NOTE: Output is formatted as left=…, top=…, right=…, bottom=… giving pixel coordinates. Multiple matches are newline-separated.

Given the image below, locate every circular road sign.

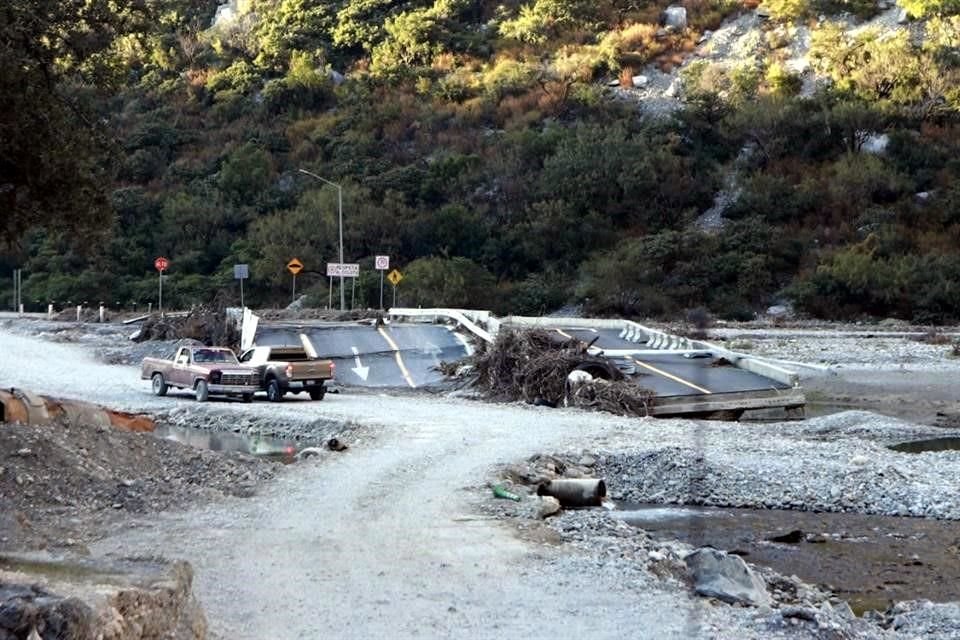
left=154, top=256, right=169, bottom=272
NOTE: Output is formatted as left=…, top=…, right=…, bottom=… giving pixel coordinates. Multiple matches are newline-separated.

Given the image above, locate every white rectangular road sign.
left=375, top=255, right=390, bottom=270
left=233, top=264, right=249, bottom=279
left=326, top=262, right=360, bottom=277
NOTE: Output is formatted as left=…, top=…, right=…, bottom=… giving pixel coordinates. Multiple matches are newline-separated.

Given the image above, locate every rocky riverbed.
left=487, top=410, right=960, bottom=639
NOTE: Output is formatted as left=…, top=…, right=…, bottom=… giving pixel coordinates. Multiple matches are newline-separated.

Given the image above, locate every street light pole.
left=298, top=168, right=345, bottom=311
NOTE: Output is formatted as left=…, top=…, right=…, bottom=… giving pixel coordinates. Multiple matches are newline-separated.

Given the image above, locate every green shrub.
left=402, top=256, right=497, bottom=308
left=898, top=0, right=960, bottom=18
left=765, top=62, right=803, bottom=97
left=205, top=60, right=261, bottom=95
left=762, top=0, right=813, bottom=22
left=791, top=244, right=960, bottom=322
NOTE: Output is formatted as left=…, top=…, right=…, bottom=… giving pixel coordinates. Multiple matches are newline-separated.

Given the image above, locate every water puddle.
left=614, top=503, right=960, bottom=615
left=0, top=555, right=133, bottom=586
left=152, top=424, right=318, bottom=463
left=889, top=437, right=960, bottom=453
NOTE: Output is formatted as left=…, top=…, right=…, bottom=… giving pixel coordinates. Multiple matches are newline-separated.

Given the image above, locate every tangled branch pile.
left=468, top=328, right=655, bottom=416
left=134, top=302, right=239, bottom=350
left=568, top=380, right=656, bottom=416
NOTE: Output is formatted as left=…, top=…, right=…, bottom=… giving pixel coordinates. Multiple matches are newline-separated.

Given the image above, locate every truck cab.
left=239, top=345, right=335, bottom=402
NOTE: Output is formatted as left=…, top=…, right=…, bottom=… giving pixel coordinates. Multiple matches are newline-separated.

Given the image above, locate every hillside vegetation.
left=4, top=0, right=960, bottom=322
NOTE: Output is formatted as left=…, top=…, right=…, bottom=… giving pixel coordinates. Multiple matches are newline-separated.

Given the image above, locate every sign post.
left=327, top=263, right=360, bottom=310
left=154, top=256, right=169, bottom=316
left=375, top=256, right=390, bottom=310
left=387, top=268, right=403, bottom=309
left=287, top=258, right=303, bottom=304
left=12, top=268, right=22, bottom=314
left=233, top=264, right=249, bottom=308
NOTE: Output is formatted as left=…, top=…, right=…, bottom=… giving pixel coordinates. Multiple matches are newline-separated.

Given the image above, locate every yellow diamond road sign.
left=387, top=269, right=403, bottom=286
left=287, top=258, right=303, bottom=275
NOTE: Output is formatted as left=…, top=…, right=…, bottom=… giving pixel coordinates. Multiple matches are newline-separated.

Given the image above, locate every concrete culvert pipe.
left=537, top=478, right=606, bottom=507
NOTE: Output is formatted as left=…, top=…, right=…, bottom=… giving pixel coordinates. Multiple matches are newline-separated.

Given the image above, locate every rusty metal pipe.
left=537, top=478, right=606, bottom=507
left=0, top=388, right=154, bottom=432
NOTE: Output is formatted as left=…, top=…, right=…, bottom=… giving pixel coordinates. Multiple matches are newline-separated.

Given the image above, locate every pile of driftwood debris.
left=466, top=328, right=656, bottom=416
left=134, top=303, right=239, bottom=350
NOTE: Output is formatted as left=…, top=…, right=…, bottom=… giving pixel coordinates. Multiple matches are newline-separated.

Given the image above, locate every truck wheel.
left=241, top=393, right=253, bottom=403
left=266, top=379, right=283, bottom=403
left=195, top=379, right=210, bottom=402
left=309, top=386, right=326, bottom=401
left=152, top=373, right=168, bottom=397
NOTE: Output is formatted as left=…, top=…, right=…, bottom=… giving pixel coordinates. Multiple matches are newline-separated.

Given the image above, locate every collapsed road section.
left=389, top=308, right=806, bottom=418
left=235, top=307, right=804, bottom=418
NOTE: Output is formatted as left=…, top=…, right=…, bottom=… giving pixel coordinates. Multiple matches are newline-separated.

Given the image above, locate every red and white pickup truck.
left=141, top=346, right=260, bottom=402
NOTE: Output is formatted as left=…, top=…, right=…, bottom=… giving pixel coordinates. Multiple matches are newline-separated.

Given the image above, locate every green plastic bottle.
left=492, top=485, right=521, bottom=502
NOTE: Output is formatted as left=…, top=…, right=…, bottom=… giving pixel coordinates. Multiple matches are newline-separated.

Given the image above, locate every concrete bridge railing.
left=387, top=308, right=496, bottom=344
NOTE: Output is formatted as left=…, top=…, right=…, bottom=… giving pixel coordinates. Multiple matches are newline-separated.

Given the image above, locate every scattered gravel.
left=607, top=411, right=960, bottom=519
left=707, top=328, right=960, bottom=371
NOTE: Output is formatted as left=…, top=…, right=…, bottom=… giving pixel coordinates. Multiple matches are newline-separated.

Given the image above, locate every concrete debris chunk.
left=684, top=547, right=771, bottom=607
left=534, top=496, right=561, bottom=518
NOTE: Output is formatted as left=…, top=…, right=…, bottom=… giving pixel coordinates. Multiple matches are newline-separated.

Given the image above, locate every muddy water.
left=890, top=437, right=960, bottom=453
left=152, top=424, right=319, bottom=462
left=614, top=503, right=960, bottom=615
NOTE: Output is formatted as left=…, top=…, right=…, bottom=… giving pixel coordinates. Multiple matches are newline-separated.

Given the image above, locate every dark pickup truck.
left=238, top=345, right=335, bottom=401
left=141, top=346, right=260, bottom=402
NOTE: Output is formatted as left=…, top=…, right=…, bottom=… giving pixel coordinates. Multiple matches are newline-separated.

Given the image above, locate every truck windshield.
left=193, top=349, right=238, bottom=364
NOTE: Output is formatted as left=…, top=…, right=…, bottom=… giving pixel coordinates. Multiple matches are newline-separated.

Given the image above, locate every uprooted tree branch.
left=452, top=328, right=656, bottom=416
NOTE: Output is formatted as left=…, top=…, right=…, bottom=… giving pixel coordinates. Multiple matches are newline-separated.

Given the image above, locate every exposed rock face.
left=0, top=582, right=94, bottom=640
left=0, top=554, right=206, bottom=639
left=684, top=547, right=771, bottom=607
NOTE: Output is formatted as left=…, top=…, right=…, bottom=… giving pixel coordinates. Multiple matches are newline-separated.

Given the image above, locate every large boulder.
left=662, top=6, right=688, bottom=29
left=684, top=547, right=771, bottom=607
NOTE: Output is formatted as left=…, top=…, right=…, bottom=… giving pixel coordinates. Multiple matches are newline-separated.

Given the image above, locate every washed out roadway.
left=255, top=323, right=789, bottom=399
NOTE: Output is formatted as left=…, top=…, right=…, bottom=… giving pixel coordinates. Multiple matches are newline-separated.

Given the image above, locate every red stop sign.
left=154, top=256, right=169, bottom=271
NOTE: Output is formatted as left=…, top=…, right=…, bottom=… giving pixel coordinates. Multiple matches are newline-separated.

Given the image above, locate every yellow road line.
left=631, top=357, right=712, bottom=395
left=378, top=328, right=417, bottom=388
